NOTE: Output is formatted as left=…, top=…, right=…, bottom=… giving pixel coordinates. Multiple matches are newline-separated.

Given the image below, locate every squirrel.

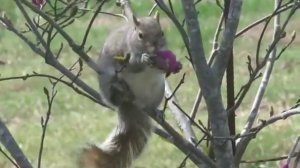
left=79, top=13, right=181, bottom=168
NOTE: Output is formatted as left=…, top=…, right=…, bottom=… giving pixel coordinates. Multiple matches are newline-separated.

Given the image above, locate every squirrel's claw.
left=141, top=53, right=155, bottom=65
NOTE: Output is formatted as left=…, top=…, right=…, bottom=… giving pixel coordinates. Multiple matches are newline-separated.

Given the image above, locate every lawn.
left=0, top=0, right=300, bottom=168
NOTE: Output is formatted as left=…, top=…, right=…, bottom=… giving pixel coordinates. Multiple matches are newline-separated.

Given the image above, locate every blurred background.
left=0, top=0, right=300, bottom=167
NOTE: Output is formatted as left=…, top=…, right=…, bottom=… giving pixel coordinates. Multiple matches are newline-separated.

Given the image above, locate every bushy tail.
left=80, top=103, right=152, bottom=168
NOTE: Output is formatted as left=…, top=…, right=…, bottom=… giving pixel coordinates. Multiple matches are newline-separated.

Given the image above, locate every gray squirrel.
left=80, top=13, right=181, bottom=168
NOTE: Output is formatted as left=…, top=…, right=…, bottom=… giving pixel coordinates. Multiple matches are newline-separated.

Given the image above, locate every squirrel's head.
left=132, top=13, right=166, bottom=54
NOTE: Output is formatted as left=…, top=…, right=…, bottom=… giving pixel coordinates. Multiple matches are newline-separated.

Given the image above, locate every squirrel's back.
left=101, top=24, right=133, bottom=57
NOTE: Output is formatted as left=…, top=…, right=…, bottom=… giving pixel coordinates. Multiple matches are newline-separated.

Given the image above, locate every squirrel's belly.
left=122, top=67, right=165, bottom=109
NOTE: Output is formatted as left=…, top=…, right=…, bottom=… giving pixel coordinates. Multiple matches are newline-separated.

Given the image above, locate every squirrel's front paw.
left=141, top=53, right=155, bottom=65
left=110, top=78, right=135, bottom=105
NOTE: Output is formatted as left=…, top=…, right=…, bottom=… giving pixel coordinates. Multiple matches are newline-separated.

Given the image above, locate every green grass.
left=1, top=0, right=300, bottom=168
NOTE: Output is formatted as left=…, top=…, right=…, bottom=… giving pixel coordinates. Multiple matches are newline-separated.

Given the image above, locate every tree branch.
left=37, top=84, right=57, bottom=168
left=235, top=1, right=299, bottom=163
left=0, top=119, right=33, bottom=168
left=155, top=0, right=191, bottom=56
left=240, top=152, right=299, bottom=164
left=165, top=80, right=197, bottom=144
left=190, top=13, right=224, bottom=120
left=2, top=1, right=107, bottom=108
left=235, top=1, right=297, bottom=38
left=0, top=146, right=20, bottom=168
left=81, top=1, right=106, bottom=47
left=0, top=73, right=100, bottom=105
left=115, top=1, right=214, bottom=166
left=116, top=0, right=134, bottom=21
left=19, top=0, right=104, bottom=76
left=148, top=109, right=217, bottom=168
left=211, top=0, right=243, bottom=84
left=251, top=107, right=300, bottom=136
left=180, top=0, right=236, bottom=167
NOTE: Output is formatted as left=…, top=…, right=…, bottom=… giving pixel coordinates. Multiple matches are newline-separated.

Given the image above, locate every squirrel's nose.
left=146, top=45, right=155, bottom=53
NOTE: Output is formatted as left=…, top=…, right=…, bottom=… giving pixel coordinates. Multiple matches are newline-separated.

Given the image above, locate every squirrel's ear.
left=154, top=11, right=160, bottom=23
left=133, top=15, right=140, bottom=26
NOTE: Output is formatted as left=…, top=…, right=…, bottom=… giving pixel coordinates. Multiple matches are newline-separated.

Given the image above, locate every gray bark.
left=180, top=0, right=243, bottom=167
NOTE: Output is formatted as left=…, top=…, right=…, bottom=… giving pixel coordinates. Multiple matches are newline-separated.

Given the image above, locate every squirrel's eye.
left=138, top=32, right=144, bottom=39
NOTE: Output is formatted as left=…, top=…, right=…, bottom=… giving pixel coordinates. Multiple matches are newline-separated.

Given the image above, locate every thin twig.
left=163, top=73, right=185, bottom=112
left=235, top=0, right=282, bottom=163
left=240, top=152, right=299, bottom=163
left=117, top=0, right=134, bottom=21
left=178, top=135, right=207, bottom=168
left=148, top=3, right=158, bottom=16
left=254, top=0, right=283, bottom=67
left=37, top=85, right=57, bottom=168
left=3, top=2, right=106, bottom=107
left=251, top=107, right=300, bottom=136
left=167, top=0, right=175, bottom=15
left=19, top=0, right=104, bottom=75
left=147, top=109, right=216, bottom=168
left=236, top=107, right=300, bottom=164
left=164, top=79, right=197, bottom=145
left=81, top=1, right=107, bottom=47
left=276, top=31, right=296, bottom=60
left=235, top=1, right=297, bottom=38
left=236, top=2, right=299, bottom=163
left=194, top=0, right=202, bottom=5
left=155, top=0, right=191, bottom=57
left=0, top=146, right=20, bottom=168
left=0, top=16, right=44, bottom=56
left=215, top=0, right=224, bottom=10
left=0, top=73, right=100, bottom=105
left=172, top=102, right=211, bottom=137
left=229, top=1, right=299, bottom=115
left=259, top=2, right=298, bottom=68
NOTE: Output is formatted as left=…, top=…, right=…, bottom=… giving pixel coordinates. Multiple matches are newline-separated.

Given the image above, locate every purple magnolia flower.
left=279, top=159, right=289, bottom=168
left=156, top=50, right=182, bottom=74
left=282, top=164, right=289, bottom=168
left=32, top=0, right=46, bottom=9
